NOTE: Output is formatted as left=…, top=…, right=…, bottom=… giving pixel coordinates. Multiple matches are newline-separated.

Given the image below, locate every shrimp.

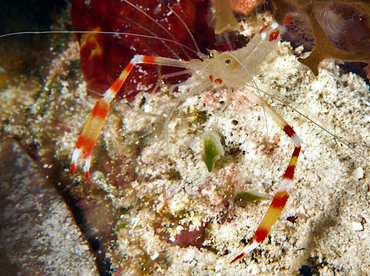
left=71, top=20, right=302, bottom=262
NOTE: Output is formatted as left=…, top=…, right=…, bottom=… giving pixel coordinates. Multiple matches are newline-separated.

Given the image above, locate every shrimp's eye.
left=225, top=59, right=231, bottom=65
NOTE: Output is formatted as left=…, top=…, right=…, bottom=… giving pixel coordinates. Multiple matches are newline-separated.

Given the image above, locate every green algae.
left=202, top=131, right=225, bottom=172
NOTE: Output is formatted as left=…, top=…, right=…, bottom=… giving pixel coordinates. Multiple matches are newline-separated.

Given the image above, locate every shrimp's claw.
left=71, top=147, right=91, bottom=181
left=231, top=240, right=260, bottom=263
left=70, top=56, right=146, bottom=180
left=70, top=55, right=190, bottom=180
left=71, top=97, right=111, bottom=181
left=231, top=190, right=290, bottom=263
left=230, top=96, right=301, bottom=263
left=71, top=148, right=80, bottom=177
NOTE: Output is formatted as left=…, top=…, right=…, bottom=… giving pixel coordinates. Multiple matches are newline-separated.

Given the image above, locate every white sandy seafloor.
left=1, top=35, right=369, bottom=275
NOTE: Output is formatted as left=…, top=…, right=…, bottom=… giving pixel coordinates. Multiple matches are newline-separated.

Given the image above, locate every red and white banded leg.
left=71, top=55, right=189, bottom=180
left=231, top=97, right=302, bottom=263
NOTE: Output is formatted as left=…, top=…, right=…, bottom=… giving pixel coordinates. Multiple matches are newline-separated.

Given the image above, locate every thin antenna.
left=166, top=4, right=201, bottom=54
left=126, top=17, right=181, bottom=60
left=258, top=85, right=370, bottom=163
left=0, top=30, right=198, bottom=56
left=123, top=0, right=192, bottom=60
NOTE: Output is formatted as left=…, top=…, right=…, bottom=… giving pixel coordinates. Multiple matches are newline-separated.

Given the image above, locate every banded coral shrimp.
left=1, top=0, right=370, bottom=275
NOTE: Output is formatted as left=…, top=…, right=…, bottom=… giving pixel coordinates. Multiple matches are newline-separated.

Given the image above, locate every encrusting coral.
left=271, top=0, right=370, bottom=76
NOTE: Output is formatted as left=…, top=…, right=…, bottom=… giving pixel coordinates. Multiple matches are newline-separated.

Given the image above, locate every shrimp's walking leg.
left=71, top=55, right=189, bottom=180
left=231, top=96, right=302, bottom=263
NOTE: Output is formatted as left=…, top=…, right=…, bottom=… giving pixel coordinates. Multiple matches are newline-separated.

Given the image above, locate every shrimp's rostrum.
left=71, top=21, right=302, bottom=262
